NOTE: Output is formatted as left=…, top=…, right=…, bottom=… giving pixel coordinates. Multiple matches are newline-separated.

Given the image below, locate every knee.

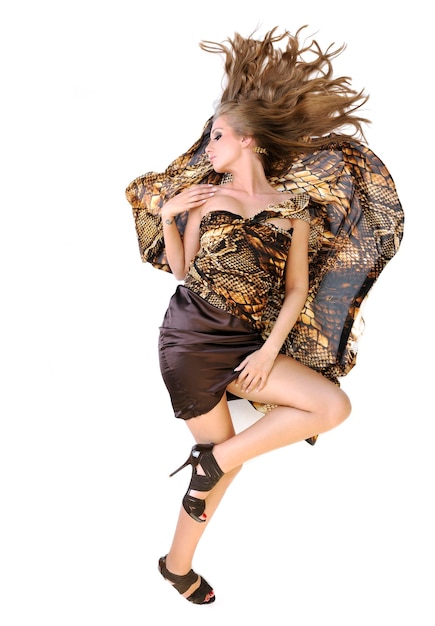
left=326, top=389, right=352, bottom=429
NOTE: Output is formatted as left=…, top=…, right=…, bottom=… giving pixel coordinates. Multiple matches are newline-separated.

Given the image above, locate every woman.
left=126, top=27, right=404, bottom=604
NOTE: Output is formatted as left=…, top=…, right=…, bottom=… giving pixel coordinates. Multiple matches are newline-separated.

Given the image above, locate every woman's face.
left=206, top=116, right=244, bottom=173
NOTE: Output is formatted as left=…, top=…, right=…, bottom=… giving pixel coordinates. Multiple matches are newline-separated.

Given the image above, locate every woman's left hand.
left=233, top=348, right=276, bottom=393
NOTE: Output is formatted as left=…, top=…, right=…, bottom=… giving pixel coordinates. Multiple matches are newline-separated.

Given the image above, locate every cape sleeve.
left=125, top=118, right=216, bottom=272
left=270, top=138, right=404, bottom=382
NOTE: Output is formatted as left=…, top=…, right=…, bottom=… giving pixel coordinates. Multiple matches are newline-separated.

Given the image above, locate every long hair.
left=199, top=26, right=370, bottom=176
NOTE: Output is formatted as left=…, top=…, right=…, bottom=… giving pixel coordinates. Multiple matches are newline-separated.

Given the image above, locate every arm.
left=262, top=217, right=310, bottom=356
left=234, top=218, right=310, bottom=391
left=161, top=184, right=216, bottom=280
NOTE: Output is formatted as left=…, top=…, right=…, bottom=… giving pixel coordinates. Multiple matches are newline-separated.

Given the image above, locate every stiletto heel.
left=170, top=443, right=224, bottom=523
left=158, top=555, right=215, bottom=604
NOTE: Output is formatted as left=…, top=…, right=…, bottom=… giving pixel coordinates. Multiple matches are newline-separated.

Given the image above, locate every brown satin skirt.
left=159, top=285, right=264, bottom=420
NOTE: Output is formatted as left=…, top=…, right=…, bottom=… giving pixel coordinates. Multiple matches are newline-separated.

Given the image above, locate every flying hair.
left=199, top=26, right=370, bottom=175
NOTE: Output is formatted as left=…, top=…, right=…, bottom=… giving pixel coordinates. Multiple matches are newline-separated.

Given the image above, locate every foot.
left=158, top=555, right=215, bottom=604
left=182, top=444, right=224, bottom=523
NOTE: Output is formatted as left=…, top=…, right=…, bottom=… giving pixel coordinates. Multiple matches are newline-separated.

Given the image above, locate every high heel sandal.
left=170, top=443, right=224, bottom=523
left=158, top=555, right=215, bottom=604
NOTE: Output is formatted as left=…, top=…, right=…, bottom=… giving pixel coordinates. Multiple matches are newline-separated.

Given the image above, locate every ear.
left=241, top=136, right=254, bottom=149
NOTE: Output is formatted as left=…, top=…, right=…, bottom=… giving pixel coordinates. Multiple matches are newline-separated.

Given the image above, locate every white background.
left=1, top=1, right=433, bottom=624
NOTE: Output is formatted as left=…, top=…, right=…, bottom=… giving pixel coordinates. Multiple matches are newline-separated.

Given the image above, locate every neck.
left=224, top=163, right=272, bottom=195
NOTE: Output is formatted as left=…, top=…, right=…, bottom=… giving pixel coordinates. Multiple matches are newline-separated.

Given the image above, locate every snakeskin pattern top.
left=184, top=195, right=311, bottom=335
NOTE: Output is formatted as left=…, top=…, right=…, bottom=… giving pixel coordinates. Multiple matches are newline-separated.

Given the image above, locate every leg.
left=161, top=355, right=351, bottom=602
left=161, top=394, right=241, bottom=602
left=184, top=354, right=351, bottom=510
left=218, top=353, right=351, bottom=470
left=213, top=355, right=351, bottom=472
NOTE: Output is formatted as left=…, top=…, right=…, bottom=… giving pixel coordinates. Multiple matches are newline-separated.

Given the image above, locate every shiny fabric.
left=159, top=285, right=264, bottom=419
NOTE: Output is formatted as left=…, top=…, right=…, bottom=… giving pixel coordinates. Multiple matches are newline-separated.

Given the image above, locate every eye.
left=213, top=133, right=222, bottom=141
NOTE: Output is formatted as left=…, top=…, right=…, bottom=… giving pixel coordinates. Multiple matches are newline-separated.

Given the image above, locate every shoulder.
left=200, top=186, right=241, bottom=218
left=272, top=192, right=311, bottom=224
left=278, top=191, right=310, bottom=210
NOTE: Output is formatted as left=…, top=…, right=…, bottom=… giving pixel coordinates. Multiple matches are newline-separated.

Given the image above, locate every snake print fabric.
left=184, top=199, right=310, bottom=334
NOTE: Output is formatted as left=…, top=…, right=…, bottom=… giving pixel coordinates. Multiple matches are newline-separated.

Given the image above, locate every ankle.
left=212, top=443, right=241, bottom=477
left=165, top=552, right=192, bottom=576
left=211, top=443, right=226, bottom=474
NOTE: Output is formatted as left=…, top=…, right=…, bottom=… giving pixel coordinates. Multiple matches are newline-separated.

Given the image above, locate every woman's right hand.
left=161, top=184, right=216, bottom=222
left=161, top=184, right=216, bottom=280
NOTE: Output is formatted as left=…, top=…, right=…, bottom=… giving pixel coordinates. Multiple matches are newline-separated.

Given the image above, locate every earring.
left=253, top=146, right=269, bottom=156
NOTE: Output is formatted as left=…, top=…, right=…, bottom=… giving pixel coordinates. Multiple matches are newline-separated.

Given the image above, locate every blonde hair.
left=200, top=26, right=370, bottom=176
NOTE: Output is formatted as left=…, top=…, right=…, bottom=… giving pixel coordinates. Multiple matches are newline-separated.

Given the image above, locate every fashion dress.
left=126, top=118, right=404, bottom=439
left=159, top=198, right=311, bottom=420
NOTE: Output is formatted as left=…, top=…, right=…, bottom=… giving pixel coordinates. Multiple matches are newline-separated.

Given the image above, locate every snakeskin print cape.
left=126, top=118, right=404, bottom=385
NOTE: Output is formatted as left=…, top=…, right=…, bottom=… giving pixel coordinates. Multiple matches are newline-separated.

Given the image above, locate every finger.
left=189, top=185, right=215, bottom=197
left=234, top=359, right=248, bottom=373
left=246, top=374, right=266, bottom=392
left=199, top=188, right=216, bottom=199
left=237, top=368, right=250, bottom=383
left=191, top=192, right=216, bottom=206
left=240, top=374, right=256, bottom=392
left=235, top=372, right=248, bottom=389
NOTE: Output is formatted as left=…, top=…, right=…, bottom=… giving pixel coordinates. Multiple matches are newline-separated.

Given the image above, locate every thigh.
left=186, top=393, right=237, bottom=445
left=227, top=353, right=345, bottom=413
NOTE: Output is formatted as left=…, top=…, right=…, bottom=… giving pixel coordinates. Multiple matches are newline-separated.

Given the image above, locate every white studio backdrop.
left=1, top=1, right=432, bottom=625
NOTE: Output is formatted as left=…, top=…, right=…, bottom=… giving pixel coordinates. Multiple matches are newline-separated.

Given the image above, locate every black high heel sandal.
left=170, top=443, right=224, bottom=523
left=158, top=555, right=215, bottom=604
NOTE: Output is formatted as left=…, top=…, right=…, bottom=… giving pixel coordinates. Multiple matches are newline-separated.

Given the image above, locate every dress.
left=159, top=199, right=311, bottom=420
left=126, top=117, right=404, bottom=431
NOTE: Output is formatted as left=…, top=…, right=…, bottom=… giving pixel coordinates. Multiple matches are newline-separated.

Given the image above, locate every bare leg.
left=216, top=353, right=351, bottom=472
left=162, top=354, right=351, bottom=599
left=163, top=394, right=241, bottom=599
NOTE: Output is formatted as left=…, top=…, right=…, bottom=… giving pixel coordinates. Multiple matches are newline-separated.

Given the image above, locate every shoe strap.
left=159, top=557, right=198, bottom=594
left=190, top=451, right=223, bottom=492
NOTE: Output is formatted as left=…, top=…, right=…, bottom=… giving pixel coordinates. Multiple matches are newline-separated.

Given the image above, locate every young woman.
left=126, top=27, right=404, bottom=604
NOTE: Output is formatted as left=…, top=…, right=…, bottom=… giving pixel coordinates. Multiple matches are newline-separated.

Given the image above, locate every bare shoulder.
left=200, top=185, right=241, bottom=217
